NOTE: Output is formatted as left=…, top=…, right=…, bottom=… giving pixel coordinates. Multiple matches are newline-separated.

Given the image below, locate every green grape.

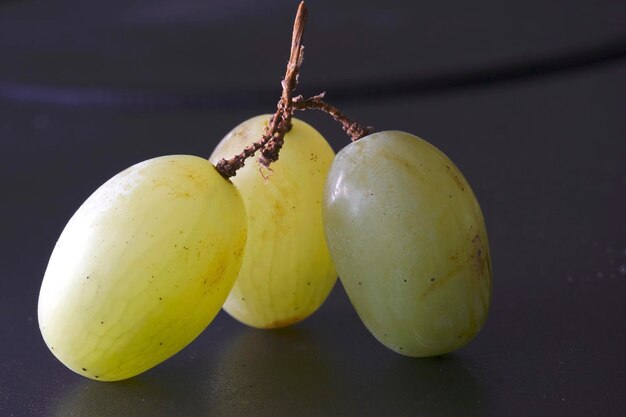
left=209, top=115, right=336, bottom=328
left=323, top=131, right=491, bottom=356
left=38, top=155, right=247, bottom=381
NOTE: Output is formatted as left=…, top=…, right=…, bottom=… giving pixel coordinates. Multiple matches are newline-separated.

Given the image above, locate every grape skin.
left=210, top=116, right=337, bottom=328
left=323, top=131, right=491, bottom=356
left=38, top=155, right=247, bottom=381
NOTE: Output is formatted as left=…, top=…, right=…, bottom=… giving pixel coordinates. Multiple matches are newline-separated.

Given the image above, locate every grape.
left=38, top=155, right=247, bottom=381
left=323, top=131, right=491, bottom=356
left=209, top=115, right=336, bottom=328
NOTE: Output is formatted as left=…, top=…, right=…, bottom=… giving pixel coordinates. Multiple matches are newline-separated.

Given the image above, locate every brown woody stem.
left=215, top=2, right=308, bottom=179
left=292, top=93, right=372, bottom=141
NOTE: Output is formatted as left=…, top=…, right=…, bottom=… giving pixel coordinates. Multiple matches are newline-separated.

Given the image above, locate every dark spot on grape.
left=159, top=342, right=163, bottom=346
left=307, top=282, right=311, bottom=286
left=159, top=297, right=163, bottom=301
left=86, top=276, right=89, bottom=279
left=358, top=282, right=362, bottom=286
left=399, top=347, right=403, bottom=350
left=82, top=368, right=87, bottom=371
left=241, top=297, right=245, bottom=301
left=403, top=279, right=407, bottom=283
left=449, top=194, right=452, bottom=198
left=430, top=277, right=435, bottom=282
left=101, top=321, right=104, bottom=324
left=94, top=375, right=99, bottom=379
left=174, top=244, right=178, bottom=248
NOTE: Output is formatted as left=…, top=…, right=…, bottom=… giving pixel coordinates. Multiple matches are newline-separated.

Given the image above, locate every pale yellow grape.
left=210, top=115, right=336, bottom=328
left=323, top=131, right=491, bottom=356
left=38, top=155, right=247, bottom=381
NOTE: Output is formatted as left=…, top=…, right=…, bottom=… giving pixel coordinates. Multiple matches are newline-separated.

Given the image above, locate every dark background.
left=1, top=1, right=625, bottom=416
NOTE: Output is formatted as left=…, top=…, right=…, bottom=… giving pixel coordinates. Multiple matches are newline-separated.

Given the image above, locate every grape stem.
left=214, top=1, right=370, bottom=179
left=292, top=93, right=372, bottom=141
left=215, top=2, right=307, bottom=179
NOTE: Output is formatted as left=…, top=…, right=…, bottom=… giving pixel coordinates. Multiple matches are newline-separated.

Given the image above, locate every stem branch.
left=292, top=93, right=371, bottom=141
left=215, top=2, right=308, bottom=179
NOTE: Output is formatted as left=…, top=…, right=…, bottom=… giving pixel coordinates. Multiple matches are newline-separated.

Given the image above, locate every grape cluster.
left=37, top=3, right=491, bottom=381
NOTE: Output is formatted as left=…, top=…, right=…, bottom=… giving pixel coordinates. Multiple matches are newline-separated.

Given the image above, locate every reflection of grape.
left=210, top=116, right=336, bottom=328
left=323, top=131, right=491, bottom=356
left=38, top=155, right=247, bottom=381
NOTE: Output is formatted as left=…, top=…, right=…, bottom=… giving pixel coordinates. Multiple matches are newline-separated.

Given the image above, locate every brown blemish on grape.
left=232, top=124, right=249, bottom=140
left=204, top=257, right=229, bottom=287
left=263, top=316, right=303, bottom=329
left=377, top=149, right=421, bottom=179
left=472, top=234, right=489, bottom=276
left=420, top=257, right=464, bottom=298
left=168, top=190, right=191, bottom=198
left=272, top=200, right=286, bottom=219
left=446, top=164, right=465, bottom=191
left=233, top=245, right=245, bottom=259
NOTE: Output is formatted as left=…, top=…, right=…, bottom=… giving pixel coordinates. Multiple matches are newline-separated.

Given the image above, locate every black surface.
left=1, top=1, right=626, bottom=416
